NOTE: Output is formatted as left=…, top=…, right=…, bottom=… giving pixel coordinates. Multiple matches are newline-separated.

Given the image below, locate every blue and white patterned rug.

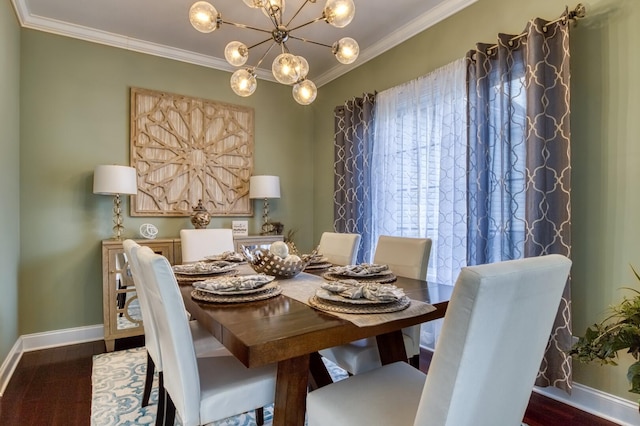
left=91, top=347, right=348, bottom=426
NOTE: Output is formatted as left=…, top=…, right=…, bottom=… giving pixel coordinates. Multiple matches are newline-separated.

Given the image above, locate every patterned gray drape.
left=467, top=16, right=572, bottom=392
left=333, top=94, right=376, bottom=263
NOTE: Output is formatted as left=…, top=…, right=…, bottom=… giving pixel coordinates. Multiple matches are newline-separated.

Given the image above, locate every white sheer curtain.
left=371, top=58, right=467, bottom=287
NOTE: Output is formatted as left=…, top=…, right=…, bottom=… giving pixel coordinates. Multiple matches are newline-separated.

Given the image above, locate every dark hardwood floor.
left=0, top=337, right=621, bottom=426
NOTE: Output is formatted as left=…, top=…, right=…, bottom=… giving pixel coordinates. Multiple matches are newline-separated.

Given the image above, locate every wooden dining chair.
left=307, top=254, right=572, bottom=426
left=123, top=240, right=231, bottom=422
left=317, top=232, right=361, bottom=266
left=319, top=236, right=432, bottom=374
left=136, top=246, right=277, bottom=426
left=180, top=228, right=235, bottom=263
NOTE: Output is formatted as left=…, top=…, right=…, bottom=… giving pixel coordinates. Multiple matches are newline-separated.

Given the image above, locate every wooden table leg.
left=376, top=330, right=407, bottom=365
left=273, top=354, right=310, bottom=426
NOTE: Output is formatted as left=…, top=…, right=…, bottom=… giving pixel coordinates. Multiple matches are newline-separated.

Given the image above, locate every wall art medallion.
left=130, top=87, right=254, bottom=217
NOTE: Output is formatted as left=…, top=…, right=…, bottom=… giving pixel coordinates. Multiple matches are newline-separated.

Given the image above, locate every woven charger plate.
left=304, top=262, right=333, bottom=271
left=308, top=295, right=411, bottom=314
left=196, top=281, right=278, bottom=296
left=191, top=286, right=282, bottom=304
left=322, top=271, right=397, bottom=284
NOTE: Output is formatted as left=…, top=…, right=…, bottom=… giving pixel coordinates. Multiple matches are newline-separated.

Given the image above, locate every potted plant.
left=570, top=266, right=640, bottom=398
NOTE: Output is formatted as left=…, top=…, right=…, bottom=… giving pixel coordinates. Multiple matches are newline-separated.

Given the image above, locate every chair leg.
left=155, top=372, right=165, bottom=426
left=409, top=354, right=420, bottom=369
left=255, top=407, right=264, bottom=425
left=142, top=352, right=155, bottom=407
left=164, top=393, right=176, bottom=426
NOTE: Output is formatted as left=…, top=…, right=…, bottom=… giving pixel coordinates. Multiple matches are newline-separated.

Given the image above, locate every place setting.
left=190, top=274, right=281, bottom=303
left=308, top=279, right=411, bottom=314
left=304, top=252, right=333, bottom=272
left=172, top=260, right=239, bottom=284
left=322, top=263, right=397, bottom=284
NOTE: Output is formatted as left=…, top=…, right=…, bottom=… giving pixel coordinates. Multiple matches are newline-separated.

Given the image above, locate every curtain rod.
left=485, top=3, right=586, bottom=54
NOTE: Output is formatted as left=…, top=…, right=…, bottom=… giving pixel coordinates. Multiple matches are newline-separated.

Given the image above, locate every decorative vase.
left=190, top=199, right=211, bottom=229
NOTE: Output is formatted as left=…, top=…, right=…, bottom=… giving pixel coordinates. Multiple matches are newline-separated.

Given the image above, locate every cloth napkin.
left=328, top=263, right=389, bottom=276
left=321, top=280, right=404, bottom=302
left=207, top=251, right=245, bottom=262
left=193, top=274, right=274, bottom=292
left=173, top=261, right=233, bottom=274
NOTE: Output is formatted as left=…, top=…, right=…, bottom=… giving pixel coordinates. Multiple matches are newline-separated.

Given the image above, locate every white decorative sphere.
left=270, top=241, right=289, bottom=258
left=284, top=254, right=301, bottom=263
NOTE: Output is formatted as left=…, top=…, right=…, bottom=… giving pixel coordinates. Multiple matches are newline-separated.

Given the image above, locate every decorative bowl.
left=242, top=246, right=314, bottom=278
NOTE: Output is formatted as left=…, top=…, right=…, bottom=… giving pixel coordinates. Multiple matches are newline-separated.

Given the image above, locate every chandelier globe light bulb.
left=272, top=53, right=301, bottom=85
left=324, top=0, right=355, bottom=28
left=293, top=79, right=317, bottom=105
left=189, top=1, right=218, bottom=33
left=295, top=56, right=309, bottom=79
left=225, top=41, right=249, bottom=66
left=333, top=37, right=359, bottom=64
left=230, top=69, right=257, bottom=96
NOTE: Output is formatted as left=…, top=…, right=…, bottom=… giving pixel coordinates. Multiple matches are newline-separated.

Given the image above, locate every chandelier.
left=188, top=0, right=359, bottom=105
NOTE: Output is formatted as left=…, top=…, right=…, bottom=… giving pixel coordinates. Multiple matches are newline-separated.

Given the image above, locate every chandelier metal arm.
left=221, top=19, right=273, bottom=35
left=285, top=0, right=313, bottom=27
left=247, top=37, right=275, bottom=51
left=287, top=16, right=325, bottom=32
left=286, top=35, right=332, bottom=49
left=252, top=41, right=278, bottom=70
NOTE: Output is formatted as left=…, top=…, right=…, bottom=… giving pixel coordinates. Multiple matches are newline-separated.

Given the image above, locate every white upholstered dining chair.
left=136, top=246, right=277, bottom=426
left=319, top=236, right=432, bottom=374
left=180, top=228, right=235, bottom=263
left=317, top=231, right=361, bottom=266
left=307, top=254, right=572, bottom=426
left=122, top=240, right=231, bottom=424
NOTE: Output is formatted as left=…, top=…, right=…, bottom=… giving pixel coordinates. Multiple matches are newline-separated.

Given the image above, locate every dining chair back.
left=136, top=246, right=277, bottom=426
left=372, top=235, right=432, bottom=282
left=123, top=240, right=229, bottom=420
left=319, top=235, right=432, bottom=374
left=307, top=254, right=572, bottom=426
left=180, top=228, right=235, bottom=263
left=317, top=232, right=361, bottom=266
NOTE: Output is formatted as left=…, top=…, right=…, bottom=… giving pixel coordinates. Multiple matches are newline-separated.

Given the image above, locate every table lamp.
left=93, top=165, right=138, bottom=240
left=249, top=175, right=281, bottom=227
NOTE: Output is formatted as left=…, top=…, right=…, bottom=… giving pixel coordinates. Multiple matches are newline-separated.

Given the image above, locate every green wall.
left=314, top=0, right=640, bottom=404
left=18, top=30, right=314, bottom=334
left=0, top=1, right=21, bottom=362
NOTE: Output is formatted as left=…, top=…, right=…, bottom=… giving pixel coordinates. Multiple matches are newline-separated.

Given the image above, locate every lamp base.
left=261, top=221, right=284, bottom=236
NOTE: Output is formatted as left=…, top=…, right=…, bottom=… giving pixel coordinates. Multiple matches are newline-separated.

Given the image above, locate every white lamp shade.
left=93, top=165, right=138, bottom=195
left=249, top=175, right=280, bottom=199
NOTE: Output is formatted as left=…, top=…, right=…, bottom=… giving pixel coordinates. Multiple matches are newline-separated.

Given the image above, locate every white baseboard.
left=534, top=383, right=639, bottom=426
left=0, top=324, right=103, bottom=397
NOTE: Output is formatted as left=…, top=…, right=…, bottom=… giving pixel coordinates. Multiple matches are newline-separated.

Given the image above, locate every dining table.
left=179, top=265, right=452, bottom=426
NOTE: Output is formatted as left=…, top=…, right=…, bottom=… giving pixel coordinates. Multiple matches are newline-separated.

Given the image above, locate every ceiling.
left=12, top=0, right=477, bottom=86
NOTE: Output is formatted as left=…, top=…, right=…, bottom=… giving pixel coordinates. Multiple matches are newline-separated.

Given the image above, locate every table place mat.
left=279, top=273, right=436, bottom=327
left=191, top=286, right=282, bottom=304
left=308, top=295, right=411, bottom=314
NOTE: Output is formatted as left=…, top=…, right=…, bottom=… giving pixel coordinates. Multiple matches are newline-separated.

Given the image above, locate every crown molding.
left=315, top=0, right=478, bottom=86
left=12, top=0, right=476, bottom=86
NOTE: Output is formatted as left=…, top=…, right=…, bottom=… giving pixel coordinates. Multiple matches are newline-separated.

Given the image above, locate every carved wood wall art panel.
left=130, top=87, right=254, bottom=217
